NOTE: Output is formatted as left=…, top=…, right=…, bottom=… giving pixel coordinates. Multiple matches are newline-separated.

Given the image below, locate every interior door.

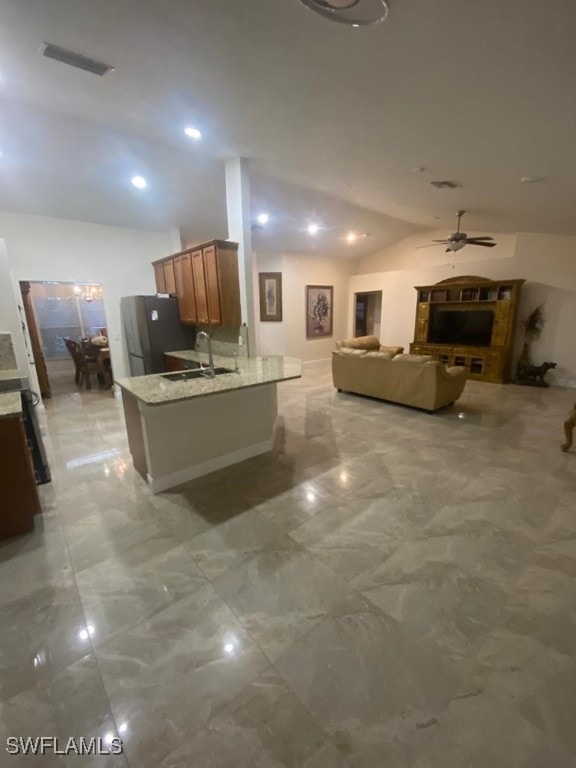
left=354, top=294, right=369, bottom=337
left=19, top=282, right=51, bottom=398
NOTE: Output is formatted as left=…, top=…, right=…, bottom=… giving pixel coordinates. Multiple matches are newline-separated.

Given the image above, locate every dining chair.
left=63, top=338, right=100, bottom=390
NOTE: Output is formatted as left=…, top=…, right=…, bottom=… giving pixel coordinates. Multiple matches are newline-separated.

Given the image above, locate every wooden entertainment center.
left=410, top=276, right=525, bottom=383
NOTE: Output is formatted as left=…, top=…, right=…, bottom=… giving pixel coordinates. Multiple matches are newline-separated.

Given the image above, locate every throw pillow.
left=336, top=335, right=380, bottom=351
left=379, top=345, right=404, bottom=355
left=338, top=348, right=368, bottom=356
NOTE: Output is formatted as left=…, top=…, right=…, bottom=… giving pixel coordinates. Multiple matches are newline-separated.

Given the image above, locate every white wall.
left=0, top=212, right=172, bottom=380
left=352, top=230, right=576, bottom=387
left=253, top=253, right=285, bottom=356
left=255, top=252, right=357, bottom=363
left=0, top=239, right=32, bottom=379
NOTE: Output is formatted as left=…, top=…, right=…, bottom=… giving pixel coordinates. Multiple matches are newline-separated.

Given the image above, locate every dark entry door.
left=355, top=294, right=369, bottom=337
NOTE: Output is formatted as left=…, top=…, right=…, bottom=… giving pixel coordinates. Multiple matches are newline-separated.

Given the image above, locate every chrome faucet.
left=196, top=331, right=215, bottom=378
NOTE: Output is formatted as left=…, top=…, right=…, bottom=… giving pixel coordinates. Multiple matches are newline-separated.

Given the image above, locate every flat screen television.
left=429, top=308, right=494, bottom=346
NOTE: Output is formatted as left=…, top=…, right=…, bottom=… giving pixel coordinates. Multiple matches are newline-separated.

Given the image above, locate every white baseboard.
left=554, top=378, right=576, bottom=390
left=147, top=439, right=274, bottom=494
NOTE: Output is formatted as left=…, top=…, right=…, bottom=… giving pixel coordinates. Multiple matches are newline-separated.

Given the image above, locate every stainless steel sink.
left=161, top=367, right=234, bottom=382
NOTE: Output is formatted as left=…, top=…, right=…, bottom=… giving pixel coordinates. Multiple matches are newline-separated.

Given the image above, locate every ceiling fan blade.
left=466, top=236, right=494, bottom=241
left=432, top=239, right=450, bottom=242
left=467, top=241, right=497, bottom=248
left=416, top=243, right=445, bottom=249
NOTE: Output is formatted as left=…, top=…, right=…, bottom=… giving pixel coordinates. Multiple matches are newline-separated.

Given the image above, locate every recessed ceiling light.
left=520, top=176, right=545, bottom=184
left=346, top=231, right=358, bottom=243
left=184, top=126, right=202, bottom=140
left=257, top=212, right=269, bottom=225
left=131, top=175, right=147, bottom=189
left=307, top=223, right=319, bottom=236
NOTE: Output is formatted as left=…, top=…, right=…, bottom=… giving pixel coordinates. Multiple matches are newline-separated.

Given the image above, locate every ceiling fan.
left=418, top=211, right=497, bottom=252
left=299, top=0, right=390, bottom=26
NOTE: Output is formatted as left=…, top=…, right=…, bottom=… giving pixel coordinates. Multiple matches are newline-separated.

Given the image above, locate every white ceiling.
left=1, top=0, right=576, bottom=257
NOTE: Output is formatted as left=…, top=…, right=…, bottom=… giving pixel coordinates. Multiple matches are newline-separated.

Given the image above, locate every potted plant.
left=516, top=303, right=545, bottom=374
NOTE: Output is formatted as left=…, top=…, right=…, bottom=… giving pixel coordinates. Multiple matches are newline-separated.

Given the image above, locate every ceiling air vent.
left=41, top=43, right=114, bottom=76
left=430, top=180, right=462, bottom=190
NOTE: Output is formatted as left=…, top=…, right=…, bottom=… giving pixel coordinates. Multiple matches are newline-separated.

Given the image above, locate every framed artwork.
left=306, top=285, right=333, bottom=339
left=259, top=273, right=283, bottom=322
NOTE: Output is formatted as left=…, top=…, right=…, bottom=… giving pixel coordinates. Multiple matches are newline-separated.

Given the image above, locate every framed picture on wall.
left=259, top=273, right=283, bottom=322
left=306, top=285, right=333, bottom=339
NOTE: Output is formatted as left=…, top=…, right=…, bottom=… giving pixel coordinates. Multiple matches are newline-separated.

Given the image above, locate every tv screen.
left=429, top=309, right=494, bottom=346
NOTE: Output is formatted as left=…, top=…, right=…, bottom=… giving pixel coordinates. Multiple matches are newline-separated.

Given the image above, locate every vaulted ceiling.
left=1, top=0, right=575, bottom=257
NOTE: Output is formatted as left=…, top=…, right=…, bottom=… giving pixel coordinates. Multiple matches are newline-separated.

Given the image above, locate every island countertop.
left=116, top=352, right=302, bottom=406
left=0, top=392, right=23, bottom=419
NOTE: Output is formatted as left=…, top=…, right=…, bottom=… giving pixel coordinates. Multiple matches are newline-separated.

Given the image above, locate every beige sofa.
left=332, top=336, right=467, bottom=412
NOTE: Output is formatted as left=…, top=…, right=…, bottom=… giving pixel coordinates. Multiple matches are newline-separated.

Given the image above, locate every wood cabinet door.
left=154, top=263, right=166, bottom=293
left=203, top=245, right=222, bottom=325
left=164, top=354, right=184, bottom=372
left=191, top=249, right=209, bottom=324
left=180, top=253, right=198, bottom=324
left=173, top=255, right=184, bottom=297
left=492, top=302, right=511, bottom=347
left=415, top=303, right=430, bottom=342
left=163, top=260, right=177, bottom=295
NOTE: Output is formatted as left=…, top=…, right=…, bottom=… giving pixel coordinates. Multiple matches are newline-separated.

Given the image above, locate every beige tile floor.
left=1, top=364, right=575, bottom=767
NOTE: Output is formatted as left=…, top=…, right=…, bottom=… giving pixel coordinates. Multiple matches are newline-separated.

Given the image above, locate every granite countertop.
left=0, top=392, right=22, bottom=419
left=116, top=352, right=302, bottom=406
left=0, top=368, right=21, bottom=382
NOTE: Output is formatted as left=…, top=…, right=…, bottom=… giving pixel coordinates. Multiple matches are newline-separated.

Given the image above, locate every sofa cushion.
left=338, top=348, right=368, bottom=356
left=392, top=353, right=433, bottom=363
left=365, top=350, right=396, bottom=359
left=379, top=345, right=404, bottom=356
left=336, top=335, right=380, bottom=351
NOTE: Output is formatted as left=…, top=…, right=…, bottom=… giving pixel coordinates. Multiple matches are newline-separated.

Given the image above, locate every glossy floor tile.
left=0, top=367, right=575, bottom=767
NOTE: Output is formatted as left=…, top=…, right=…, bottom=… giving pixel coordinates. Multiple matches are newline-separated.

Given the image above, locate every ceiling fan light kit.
left=298, top=0, right=390, bottom=26
left=418, top=211, right=497, bottom=252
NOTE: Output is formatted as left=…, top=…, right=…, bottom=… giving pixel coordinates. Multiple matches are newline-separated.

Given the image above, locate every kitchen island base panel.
left=122, top=383, right=278, bottom=493
left=147, top=438, right=274, bottom=493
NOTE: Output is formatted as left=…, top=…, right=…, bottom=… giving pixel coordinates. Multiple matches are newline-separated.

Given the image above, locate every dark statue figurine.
left=515, top=361, right=557, bottom=387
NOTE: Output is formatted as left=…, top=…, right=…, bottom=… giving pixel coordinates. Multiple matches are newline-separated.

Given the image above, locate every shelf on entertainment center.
left=411, top=276, right=525, bottom=384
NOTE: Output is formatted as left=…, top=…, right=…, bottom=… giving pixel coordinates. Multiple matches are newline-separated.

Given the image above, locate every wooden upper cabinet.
left=203, top=245, right=222, bottom=325
left=191, top=249, right=209, bottom=324
left=174, top=253, right=197, bottom=325
left=154, top=263, right=166, bottom=294
left=152, top=240, right=241, bottom=327
left=210, top=242, right=241, bottom=327
left=163, top=259, right=177, bottom=295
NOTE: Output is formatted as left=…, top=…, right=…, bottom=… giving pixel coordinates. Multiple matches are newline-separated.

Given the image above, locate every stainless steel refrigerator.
left=121, top=296, right=196, bottom=376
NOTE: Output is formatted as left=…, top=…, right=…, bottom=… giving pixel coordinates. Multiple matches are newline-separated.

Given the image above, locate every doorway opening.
left=354, top=291, right=382, bottom=338
left=20, top=281, right=109, bottom=397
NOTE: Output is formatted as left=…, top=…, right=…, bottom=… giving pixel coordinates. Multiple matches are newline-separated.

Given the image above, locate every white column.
left=167, top=226, right=183, bottom=253
left=225, top=157, right=257, bottom=356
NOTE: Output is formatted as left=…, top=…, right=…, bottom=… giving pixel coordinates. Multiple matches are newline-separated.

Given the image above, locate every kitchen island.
left=116, top=352, right=302, bottom=493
